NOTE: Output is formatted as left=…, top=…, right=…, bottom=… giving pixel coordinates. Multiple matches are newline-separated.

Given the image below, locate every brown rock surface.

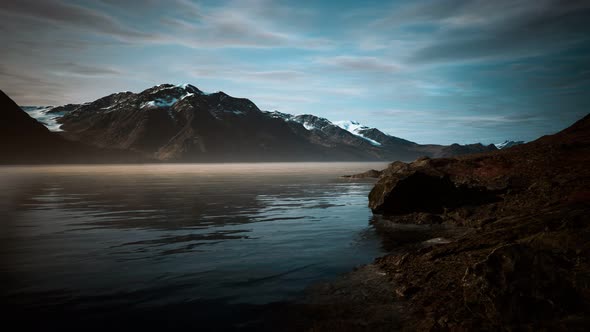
left=364, top=114, right=590, bottom=330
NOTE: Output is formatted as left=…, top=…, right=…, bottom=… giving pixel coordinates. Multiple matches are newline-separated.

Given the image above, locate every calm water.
left=0, top=162, right=388, bottom=326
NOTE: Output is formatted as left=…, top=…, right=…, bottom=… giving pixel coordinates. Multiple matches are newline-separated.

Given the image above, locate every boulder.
left=369, top=158, right=501, bottom=215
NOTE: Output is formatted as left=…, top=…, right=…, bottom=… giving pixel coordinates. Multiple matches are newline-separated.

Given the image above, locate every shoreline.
left=297, top=216, right=472, bottom=331
left=302, top=114, right=590, bottom=330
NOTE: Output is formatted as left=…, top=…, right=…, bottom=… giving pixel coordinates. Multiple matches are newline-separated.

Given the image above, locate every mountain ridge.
left=16, top=83, right=497, bottom=162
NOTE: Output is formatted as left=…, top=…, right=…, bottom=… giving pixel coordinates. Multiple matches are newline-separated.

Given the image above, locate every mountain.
left=20, top=84, right=496, bottom=162
left=366, top=113, right=590, bottom=330
left=0, top=91, right=67, bottom=163
left=0, top=90, right=144, bottom=164
left=494, top=140, right=525, bottom=149
left=20, top=106, right=63, bottom=131
left=333, top=120, right=385, bottom=146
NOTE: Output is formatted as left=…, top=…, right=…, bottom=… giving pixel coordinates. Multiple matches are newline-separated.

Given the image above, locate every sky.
left=1, top=0, right=589, bottom=144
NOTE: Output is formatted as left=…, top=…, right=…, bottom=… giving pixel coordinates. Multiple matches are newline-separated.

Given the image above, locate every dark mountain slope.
left=0, top=90, right=144, bottom=164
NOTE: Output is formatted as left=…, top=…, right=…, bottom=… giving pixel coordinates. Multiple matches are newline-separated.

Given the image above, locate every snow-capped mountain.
left=334, top=120, right=381, bottom=146
left=15, top=84, right=497, bottom=162
left=495, top=140, right=525, bottom=149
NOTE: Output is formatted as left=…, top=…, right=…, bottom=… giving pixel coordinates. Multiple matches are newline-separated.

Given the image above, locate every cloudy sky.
left=1, top=0, right=589, bottom=144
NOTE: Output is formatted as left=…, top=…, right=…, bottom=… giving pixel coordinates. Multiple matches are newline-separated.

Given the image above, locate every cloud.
left=1, top=0, right=334, bottom=54
left=0, top=0, right=153, bottom=40
left=385, top=0, right=590, bottom=63
left=0, top=65, right=69, bottom=105
left=162, top=15, right=292, bottom=48
left=314, top=56, right=399, bottom=73
left=190, top=68, right=307, bottom=83
left=452, top=114, right=542, bottom=124
left=370, top=109, right=430, bottom=117
left=50, top=62, right=123, bottom=77
left=159, top=6, right=333, bottom=50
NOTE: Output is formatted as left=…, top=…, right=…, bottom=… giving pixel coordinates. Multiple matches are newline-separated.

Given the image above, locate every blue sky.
left=1, top=0, right=589, bottom=144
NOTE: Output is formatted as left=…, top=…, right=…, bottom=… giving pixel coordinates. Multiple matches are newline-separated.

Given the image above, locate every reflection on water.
left=0, top=163, right=388, bottom=315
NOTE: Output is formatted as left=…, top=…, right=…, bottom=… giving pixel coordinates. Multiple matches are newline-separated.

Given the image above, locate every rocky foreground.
left=372, top=114, right=590, bottom=330
left=302, top=114, right=590, bottom=331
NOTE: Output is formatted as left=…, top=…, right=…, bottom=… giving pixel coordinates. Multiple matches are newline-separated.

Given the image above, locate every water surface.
left=0, top=162, right=388, bottom=323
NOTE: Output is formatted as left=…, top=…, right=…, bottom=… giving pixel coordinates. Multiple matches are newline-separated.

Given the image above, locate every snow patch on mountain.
left=22, top=106, right=64, bottom=131
left=301, top=122, right=316, bottom=130
left=141, top=97, right=179, bottom=109
left=264, top=111, right=296, bottom=124
left=334, top=120, right=382, bottom=146
left=495, top=140, right=525, bottom=149
left=101, top=104, right=117, bottom=111
left=180, top=92, right=194, bottom=100
left=225, top=109, right=245, bottom=115
left=141, top=90, right=197, bottom=109
left=177, top=83, right=204, bottom=95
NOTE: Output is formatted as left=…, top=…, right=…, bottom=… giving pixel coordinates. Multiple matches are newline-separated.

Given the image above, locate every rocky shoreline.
left=301, top=114, right=590, bottom=330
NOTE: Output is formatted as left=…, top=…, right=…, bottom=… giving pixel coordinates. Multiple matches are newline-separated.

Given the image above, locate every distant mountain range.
left=3, top=84, right=500, bottom=163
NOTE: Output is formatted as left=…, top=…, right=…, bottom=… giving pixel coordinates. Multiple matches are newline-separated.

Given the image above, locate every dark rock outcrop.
left=366, top=113, right=590, bottom=330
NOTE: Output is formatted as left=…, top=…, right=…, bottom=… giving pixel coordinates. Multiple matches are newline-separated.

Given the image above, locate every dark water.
left=0, top=163, right=388, bottom=329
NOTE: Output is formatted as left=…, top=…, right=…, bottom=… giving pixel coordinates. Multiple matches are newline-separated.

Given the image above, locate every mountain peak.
left=145, top=83, right=204, bottom=96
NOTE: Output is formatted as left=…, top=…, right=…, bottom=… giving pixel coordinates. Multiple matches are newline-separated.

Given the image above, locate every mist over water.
left=0, top=163, right=388, bottom=315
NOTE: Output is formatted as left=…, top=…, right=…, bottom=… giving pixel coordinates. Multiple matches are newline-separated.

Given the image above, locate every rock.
left=341, top=169, right=383, bottom=179
left=462, top=244, right=580, bottom=326
left=369, top=168, right=500, bottom=215
left=395, top=285, right=421, bottom=299
left=362, top=113, right=590, bottom=330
